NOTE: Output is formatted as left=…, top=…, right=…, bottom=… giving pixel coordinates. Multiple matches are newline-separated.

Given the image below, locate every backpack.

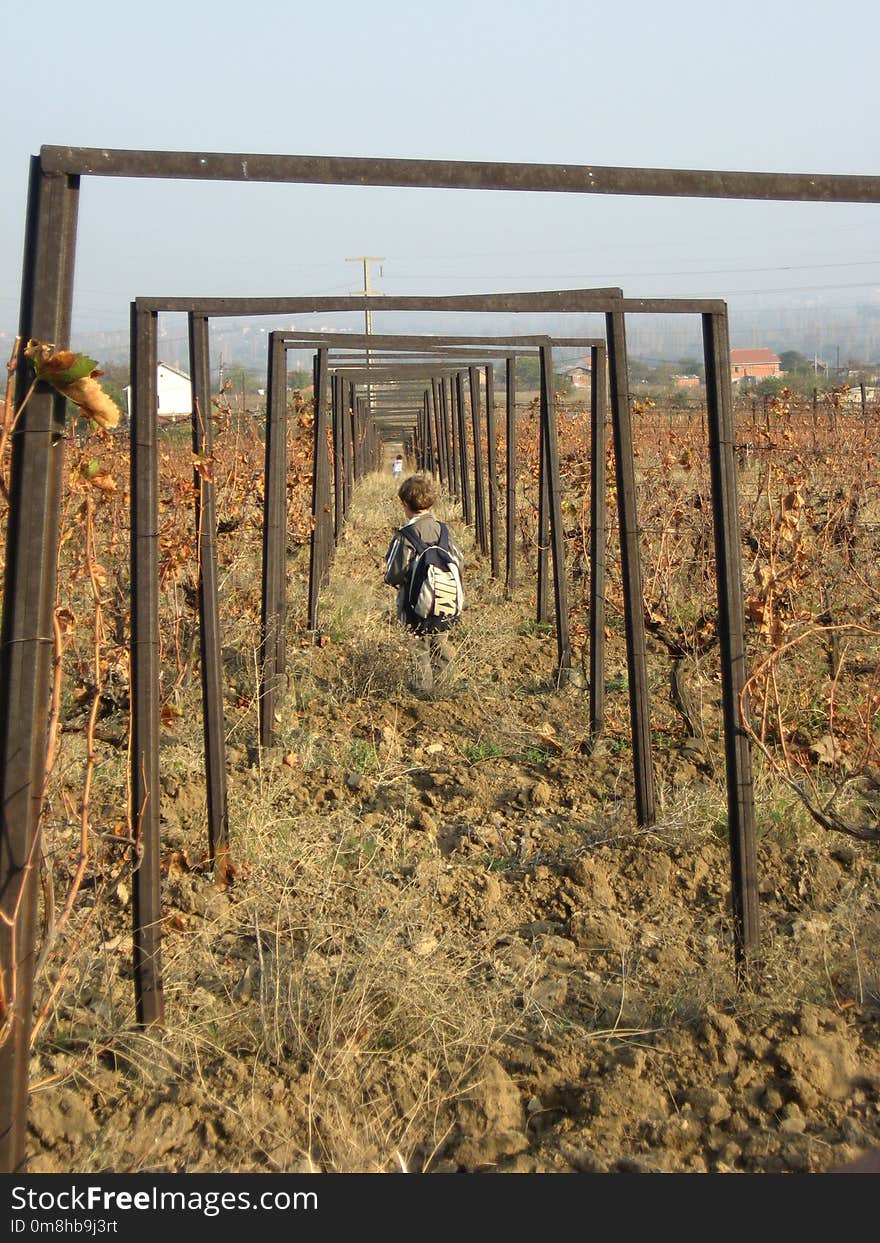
left=398, top=523, right=464, bottom=632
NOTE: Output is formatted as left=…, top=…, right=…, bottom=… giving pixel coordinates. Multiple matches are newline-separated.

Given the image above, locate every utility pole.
left=347, top=256, right=384, bottom=416
left=346, top=256, right=384, bottom=334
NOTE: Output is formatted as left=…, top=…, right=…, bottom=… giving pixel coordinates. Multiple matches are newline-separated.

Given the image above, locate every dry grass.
left=24, top=467, right=880, bottom=1173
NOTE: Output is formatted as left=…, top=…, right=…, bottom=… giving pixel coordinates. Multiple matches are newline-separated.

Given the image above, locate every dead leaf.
left=160, top=702, right=183, bottom=729
left=25, top=339, right=121, bottom=430
left=193, top=452, right=215, bottom=482
left=55, top=608, right=77, bottom=635
left=88, top=469, right=117, bottom=494
left=62, top=374, right=122, bottom=430
left=809, top=734, right=843, bottom=765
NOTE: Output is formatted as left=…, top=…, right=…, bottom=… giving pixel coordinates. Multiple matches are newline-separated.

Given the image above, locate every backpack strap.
left=400, top=523, right=450, bottom=553
left=398, top=525, right=428, bottom=554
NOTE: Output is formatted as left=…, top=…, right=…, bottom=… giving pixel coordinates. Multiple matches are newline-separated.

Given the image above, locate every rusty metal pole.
left=188, top=315, right=230, bottom=875
left=446, top=377, right=458, bottom=499
left=468, top=366, right=488, bottom=554
left=260, top=335, right=287, bottom=748
left=505, top=356, right=517, bottom=596
left=540, top=345, right=571, bottom=673
left=703, top=309, right=760, bottom=967
left=308, top=348, right=330, bottom=629
left=455, top=372, right=472, bottom=525
left=332, top=373, right=343, bottom=540
left=319, top=358, right=334, bottom=585
left=361, top=397, right=372, bottom=476
left=428, top=388, right=439, bottom=475
left=589, top=344, right=608, bottom=738
left=422, top=392, right=434, bottom=473
left=426, top=393, right=435, bottom=472
left=606, top=307, right=656, bottom=827
left=444, top=378, right=458, bottom=501
left=273, top=335, right=291, bottom=726
left=0, top=157, right=79, bottom=1174
left=338, top=379, right=349, bottom=525
left=415, top=402, right=424, bottom=469
left=347, top=381, right=357, bottom=490
left=130, top=301, right=165, bottom=1027
left=341, top=381, right=351, bottom=520
left=427, top=380, right=437, bottom=477
left=537, top=363, right=551, bottom=624
left=431, top=378, right=446, bottom=486
left=354, top=398, right=364, bottom=479
left=485, top=364, right=500, bottom=578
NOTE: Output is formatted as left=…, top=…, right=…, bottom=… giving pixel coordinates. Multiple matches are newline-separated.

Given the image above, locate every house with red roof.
left=730, top=348, right=782, bottom=384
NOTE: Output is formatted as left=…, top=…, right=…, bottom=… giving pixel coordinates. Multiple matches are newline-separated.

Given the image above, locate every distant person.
left=384, top=474, right=464, bottom=697
left=391, top=453, right=404, bottom=479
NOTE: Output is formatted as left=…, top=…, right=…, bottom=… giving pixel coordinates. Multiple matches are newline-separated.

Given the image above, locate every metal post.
left=505, top=356, right=517, bottom=595
left=537, top=367, right=551, bottom=624
left=606, top=307, right=656, bottom=827
left=703, top=309, right=760, bottom=966
left=339, top=377, right=348, bottom=521
left=332, top=373, right=343, bottom=539
left=260, top=335, right=288, bottom=748
left=308, top=348, right=330, bottom=629
left=431, top=378, right=446, bottom=485
left=443, top=378, right=458, bottom=500
left=0, top=157, right=79, bottom=1174
left=589, top=344, right=608, bottom=737
left=455, top=371, right=472, bottom=526
left=354, top=398, right=365, bottom=479
left=485, top=364, right=500, bottom=578
left=130, top=302, right=165, bottom=1026
left=347, top=382, right=357, bottom=489
left=427, top=392, right=435, bottom=472
left=468, top=366, right=488, bottom=553
left=540, top=345, right=571, bottom=672
left=188, top=314, right=230, bottom=876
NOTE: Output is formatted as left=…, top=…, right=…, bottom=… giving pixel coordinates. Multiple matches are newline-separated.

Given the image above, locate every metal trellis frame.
left=6, top=144, right=875, bottom=1172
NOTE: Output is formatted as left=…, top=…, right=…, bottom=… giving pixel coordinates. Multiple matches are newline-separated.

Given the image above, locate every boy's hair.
left=398, top=474, right=436, bottom=512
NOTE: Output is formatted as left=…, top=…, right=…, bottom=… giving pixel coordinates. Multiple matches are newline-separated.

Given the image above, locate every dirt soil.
left=23, top=480, right=880, bottom=1176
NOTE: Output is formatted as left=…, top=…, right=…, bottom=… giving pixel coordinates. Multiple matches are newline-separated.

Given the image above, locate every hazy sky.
left=3, top=0, right=879, bottom=348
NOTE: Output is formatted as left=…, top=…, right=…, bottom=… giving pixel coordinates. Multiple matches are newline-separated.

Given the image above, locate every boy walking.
left=384, top=474, right=464, bottom=696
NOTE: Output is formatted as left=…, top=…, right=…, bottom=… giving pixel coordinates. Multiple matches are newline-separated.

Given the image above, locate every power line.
left=384, top=258, right=880, bottom=282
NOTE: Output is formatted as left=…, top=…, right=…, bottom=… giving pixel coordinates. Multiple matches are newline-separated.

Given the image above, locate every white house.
left=843, top=385, right=879, bottom=405
left=124, top=362, right=193, bottom=421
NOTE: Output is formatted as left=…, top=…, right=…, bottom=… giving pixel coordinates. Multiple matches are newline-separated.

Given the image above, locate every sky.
left=3, top=0, right=880, bottom=360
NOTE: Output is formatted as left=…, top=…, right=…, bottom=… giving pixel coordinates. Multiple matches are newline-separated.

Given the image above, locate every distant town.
left=88, top=344, right=873, bottom=426
left=4, top=294, right=880, bottom=419
left=4, top=288, right=880, bottom=377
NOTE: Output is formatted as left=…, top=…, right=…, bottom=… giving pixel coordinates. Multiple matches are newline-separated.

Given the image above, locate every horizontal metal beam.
left=620, top=298, right=726, bottom=314
left=332, top=368, right=477, bottom=381
left=42, top=147, right=880, bottom=204
left=135, top=290, right=623, bottom=314
left=275, top=331, right=605, bottom=349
